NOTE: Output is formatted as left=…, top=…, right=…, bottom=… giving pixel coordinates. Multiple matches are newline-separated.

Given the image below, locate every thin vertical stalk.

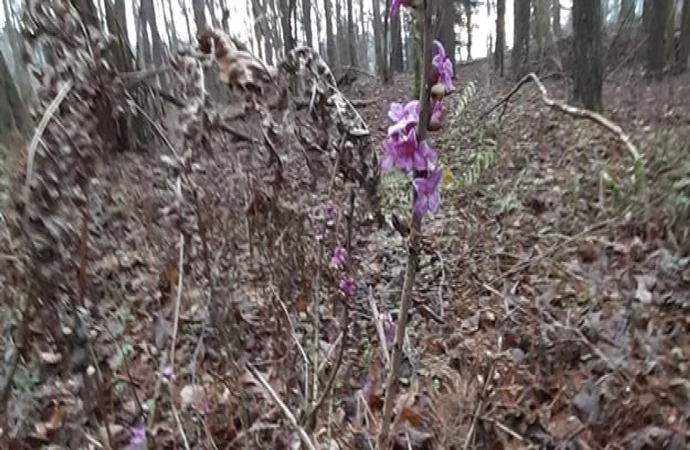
left=376, top=1, right=434, bottom=448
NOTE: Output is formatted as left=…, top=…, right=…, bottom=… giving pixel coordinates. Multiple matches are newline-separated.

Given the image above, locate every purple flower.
left=161, top=365, right=175, bottom=380
left=389, top=0, right=412, bottom=18
left=130, top=424, right=146, bottom=447
left=412, top=168, right=443, bottom=217
left=330, top=246, right=347, bottom=269
left=339, top=277, right=355, bottom=297
left=430, top=40, right=455, bottom=94
left=381, top=128, right=436, bottom=174
left=387, top=100, right=419, bottom=137
left=324, top=202, right=336, bottom=224
left=384, top=312, right=396, bottom=346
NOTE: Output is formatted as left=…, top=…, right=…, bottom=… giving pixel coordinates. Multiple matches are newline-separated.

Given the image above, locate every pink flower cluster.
left=380, top=38, right=455, bottom=218
left=321, top=203, right=355, bottom=298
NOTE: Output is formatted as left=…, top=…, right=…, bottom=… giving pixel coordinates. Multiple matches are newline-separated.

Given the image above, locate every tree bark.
left=193, top=0, right=206, bottom=34
left=435, top=0, right=456, bottom=67
left=648, top=0, right=671, bottom=79
left=495, top=0, right=506, bottom=75
left=347, top=0, right=358, bottom=66
left=464, top=1, right=473, bottom=61
left=372, top=0, right=384, bottom=74
left=0, top=51, right=27, bottom=135
left=552, top=0, right=562, bottom=38
left=302, top=0, right=313, bottom=47
left=324, top=0, right=337, bottom=65
left=675, top=0, right=690, bottom=72
left=390, top=13, right=404, bottom=72
left=619, top=0, right=635, bottom=24
left=572, top=0, right=603, bottom=111
left=512, top=0, right=531, bottom=80
left=279, top=0, right=296, bottom=52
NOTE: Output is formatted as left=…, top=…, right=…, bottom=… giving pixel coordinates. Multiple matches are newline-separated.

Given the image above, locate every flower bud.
left=428, top=119, right=443, bottom=132
left=431, top=83, right=446, bottom=100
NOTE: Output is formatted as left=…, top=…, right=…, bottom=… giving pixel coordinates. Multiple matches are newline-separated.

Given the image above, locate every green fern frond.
left=450, top=80, right=477, bottom=126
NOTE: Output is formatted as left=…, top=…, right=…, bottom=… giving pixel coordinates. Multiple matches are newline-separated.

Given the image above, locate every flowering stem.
left=376, top=3, right=434, bottom=449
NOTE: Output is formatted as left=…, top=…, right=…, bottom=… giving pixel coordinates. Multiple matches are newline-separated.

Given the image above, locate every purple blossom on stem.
left=381, top=128, right=437, bottom=173
left=412, top=168, right=443, bottom=217
left=161, top=365, right=175, bottom=381
left=430, top=40, right=455, bottom=94
left=339, top=277, right=355, bottom=297
left=330, top=246, right=347, bottom=269
left=384, top=312, right=396, bottom=346
left=387, top=100, right=419, bottom=137
left=324, top=202, right=336, bottom=225
left=130, top=424, right=146, bottom=447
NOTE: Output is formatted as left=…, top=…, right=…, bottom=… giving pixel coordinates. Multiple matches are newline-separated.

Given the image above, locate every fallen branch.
left=482, top=72, right=643, bottom=171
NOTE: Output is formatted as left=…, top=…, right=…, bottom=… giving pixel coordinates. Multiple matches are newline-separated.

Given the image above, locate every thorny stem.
left=377, top=3, right=434, bottom=449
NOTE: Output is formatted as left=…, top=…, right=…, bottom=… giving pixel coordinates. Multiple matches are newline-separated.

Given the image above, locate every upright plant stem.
left=376, top=2, right=434, bottom=448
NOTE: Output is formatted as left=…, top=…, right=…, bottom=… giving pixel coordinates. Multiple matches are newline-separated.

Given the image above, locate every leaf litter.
left=2, top=2, right=690, bottom=449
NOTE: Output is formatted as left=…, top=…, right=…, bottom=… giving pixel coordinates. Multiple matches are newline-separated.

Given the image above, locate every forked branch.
left=483, top=72, right=643, bottom=170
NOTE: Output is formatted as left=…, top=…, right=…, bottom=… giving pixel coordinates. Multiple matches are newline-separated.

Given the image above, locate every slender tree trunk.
left=512, top=0, right=531, bottom=80
left=279, top=0, right=296, bottom=52
left=346, top=0, right=358, bottom=66
left=619, top=0, right=635, bottom=23
left=465, top=2, right=473, bottom=60
left=552, top=0, right=562, bottom=38
left=193, top=0, right=206, bottom=34
left=436, top=0, right=456, bottom=67
left=643, top=0, right=652, bottom=33
left=181, top=0, right=193, bottom=42
left=675, top=0, right=690, bottom=72
left=167, top=0, right=178, bottom=48
left=0, top=51, right=27, bottom=135
left=302, top=0, right=313, bottom=47
left=495, top=0, right=506, bottom=75
left=324, top=0, right=337, bottom=65
left=390, top=13, right=404, bottom=72
left=572, top=0, right=603, bottom=111
left=372, top=0, right=384, bottom=75
left=382, top=0, right=391, bottom=82
left=648, top=0, right=671, bottom=79
left=252, top=0, right=265, bottom=59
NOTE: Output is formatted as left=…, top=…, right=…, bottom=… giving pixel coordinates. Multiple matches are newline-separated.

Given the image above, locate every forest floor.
left=2, top=57, right=690, bottom=450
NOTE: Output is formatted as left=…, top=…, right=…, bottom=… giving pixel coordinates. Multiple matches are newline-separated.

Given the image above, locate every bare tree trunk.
left=252, top=0, right=265, bottom=59
left=167, top=0, right=179, bottom=48
left=207, top=0, right=218, bottom=28
left=335, top=0, right=346, bottom=64
left=302, top=0, right=313, bottom=47
left=382, top=0, right=391, bottom=82
left=181, top=0, right=193, bottom=42
left=390, top=13, right=404, bottom=72
left=619, top=0, right=635, bottom=23
left=665, top=0, right=678, bottom=66
left=495, top=0, right=506, bottom=75
left=552, top=0, right=562, bottom=38
left=648, top=0, right=671, bottom=79
left=0, top=51, right=27, bottom=135
left=435, top=0, right=456, bottom=67
left=324, top=0, right=337, bottom=65
left=279, top=0, right=296, bottom=52
left=346, top=0, right=358, bottom=66
left=193, top=0, right=206, bottom=34
left=572, top=0, right=603, bottom=111
left=534, top=0, right=550, bottom=59
left=675, top=0, right=690, bottom=72
left=513, top=0, right=531, bottom=80
left=372, top=0, right=384, bottom=75
left=464, top=1, right=473, bottom=60
left=643, top=0, right=652, bottom=33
